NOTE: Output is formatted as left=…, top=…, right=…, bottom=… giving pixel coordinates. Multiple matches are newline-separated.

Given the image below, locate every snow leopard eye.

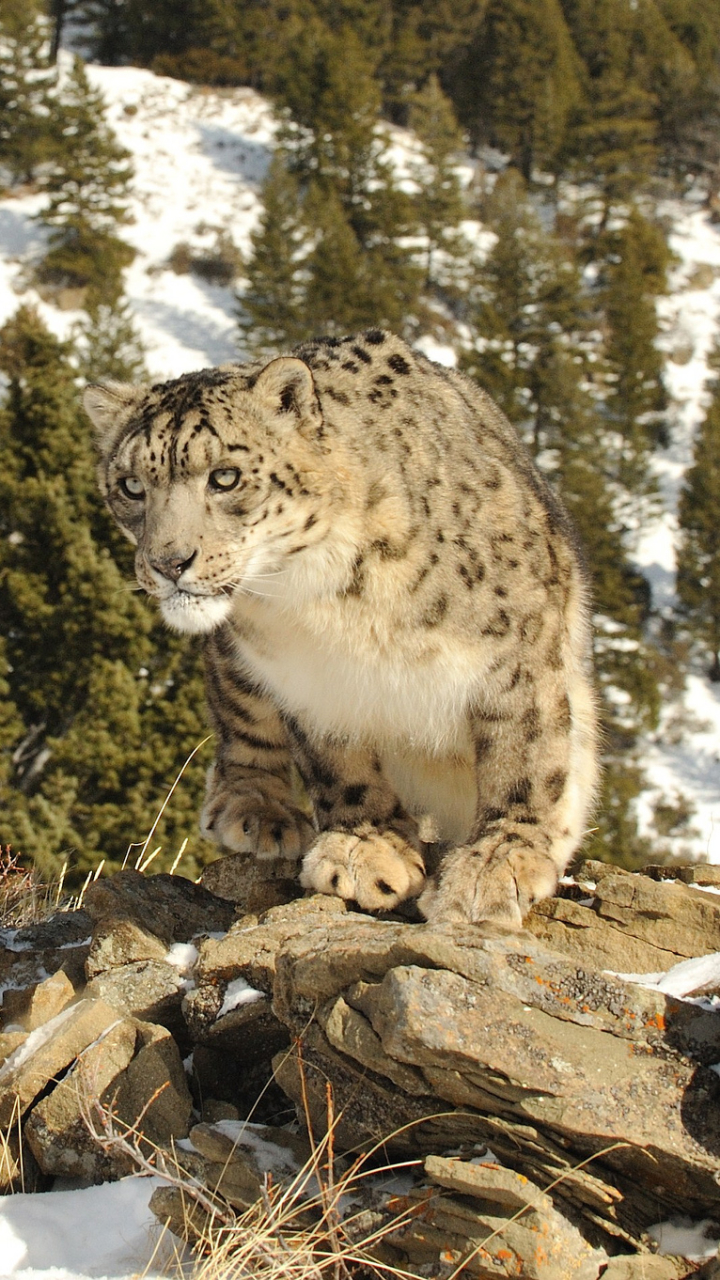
left=119, top=476, right=145, bottom=499
left=209, top=468, right=241, bottom=492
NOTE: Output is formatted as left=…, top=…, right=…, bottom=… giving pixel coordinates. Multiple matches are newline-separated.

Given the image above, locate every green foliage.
left=37, top=56, right=134, bottom=305
left=676, top=358, right=720, bottom=680
left=461, top=170, right=587, bottom=452
left=455, top=0, right=582, bottom=178
left=73, top=298, right=147, bottom=384
left=237, top=154, right=308, bottom=353
left=602, top=209, right=668, bottom=503
left=408, top=74, right=468, bottom=287
left=0, top=308, right=212, bottom=883
left=0, top=1, right=56, bottom=187
left=239, top=32, right=423, bottom=353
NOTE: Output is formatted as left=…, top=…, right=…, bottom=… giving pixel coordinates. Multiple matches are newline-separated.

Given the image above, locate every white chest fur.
left=232, top=606, right=480, bottom=755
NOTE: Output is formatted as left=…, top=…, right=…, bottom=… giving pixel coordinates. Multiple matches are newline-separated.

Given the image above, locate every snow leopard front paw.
left=201, top=784, right=315, bottom=860
left=418, top=841, right=558, bottom=929
left=300, top=824, right=426, bottom=911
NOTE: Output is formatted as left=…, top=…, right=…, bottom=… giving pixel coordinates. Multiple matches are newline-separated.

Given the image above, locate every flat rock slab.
left=0, top=998, right=122, bottom=1126
left=269, top=913, right=720, bottom=1234
left=83, top=870, right=236, bottom=943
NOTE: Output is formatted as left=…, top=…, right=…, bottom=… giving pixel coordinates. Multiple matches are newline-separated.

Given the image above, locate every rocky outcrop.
left=1, top=859, right=719, bottom=1279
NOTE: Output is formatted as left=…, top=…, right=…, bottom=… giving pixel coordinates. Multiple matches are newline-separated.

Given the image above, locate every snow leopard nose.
left=150, top=550, right=198, bottom=582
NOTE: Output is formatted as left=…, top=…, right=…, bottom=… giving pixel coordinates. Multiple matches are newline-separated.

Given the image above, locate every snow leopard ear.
left=83, top=381, right=146, bottom=454
left=252, top=357, right=323, bottom=435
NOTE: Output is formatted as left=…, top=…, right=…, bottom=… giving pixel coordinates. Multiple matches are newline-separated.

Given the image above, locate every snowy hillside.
left=0, top=58, right=719, bottom=861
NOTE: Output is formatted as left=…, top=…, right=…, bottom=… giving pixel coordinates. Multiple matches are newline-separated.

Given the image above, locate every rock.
left=182, top=897, right=348, bottom=1076
left=7, top=859, right=720, bottom=1280
left=148, top=1184, right=217, bottom=1247
left=527, top=860, right=720, bottom=971
left=112, top=1020, right=194, bottom=1149
left=642, top=862, right=720, bottom=888
left=23, top=1011, right=193, bottom=1181
left=24, top=1018, right=139, bottom=1180
left=0, top=998, right=123, bottom=1126
left=384, top=1156, right=608, bottom=1279
left=525, top=897, right=682, bottom=973
left=21, top=970, right=77, bottom=1030
left=590, top=870, right=720, bottom=957
left=0, top=1030, right=26, bottom=1064
left=181, top=1120, right=312, bottom=1208
left=85, top=918, right=170, bottom=976
left=270, top=915, right=720, bottom=1240
left=85, top=960, right=187, bottom=1045
left=200, top=850, right=303, bottom=913
left=601, top=1258, right=691, bottom=1280
left=1, top=910, right=93, bottom=954
left=83, top=870, right=235, bottom=944
left=424, top=1154, right=555, bottom=1212
left=193, top=894, right=349, bottom=993
left=0, top=911, right=92, bottom=1016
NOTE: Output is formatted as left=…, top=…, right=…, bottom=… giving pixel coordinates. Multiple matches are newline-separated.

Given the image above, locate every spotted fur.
left=85, top=331, right=599, bottom=927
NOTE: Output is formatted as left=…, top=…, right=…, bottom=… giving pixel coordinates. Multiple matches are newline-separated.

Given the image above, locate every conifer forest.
left=1, top=0, right=720, bottom=884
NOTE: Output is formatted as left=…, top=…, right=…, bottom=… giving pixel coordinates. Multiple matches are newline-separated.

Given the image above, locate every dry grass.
left=0, top=844, right=68, bottom=930
left=80, top=1064, right=430, bottom=1280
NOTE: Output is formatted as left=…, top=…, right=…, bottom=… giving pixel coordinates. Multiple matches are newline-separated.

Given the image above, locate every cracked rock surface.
left=1, top=860, right=719, bottom=1278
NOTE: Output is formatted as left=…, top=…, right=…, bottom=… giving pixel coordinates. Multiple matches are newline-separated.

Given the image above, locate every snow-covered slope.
left=0, top=59, right=718, bottom=861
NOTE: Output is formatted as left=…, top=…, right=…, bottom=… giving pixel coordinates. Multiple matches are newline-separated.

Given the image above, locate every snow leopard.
left=85, top=329, right=598, bottom=927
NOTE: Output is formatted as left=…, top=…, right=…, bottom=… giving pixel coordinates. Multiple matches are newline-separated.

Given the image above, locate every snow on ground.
left=0, top=61, right=719, bottom=863
left=0, top=57, right=277, bottom=376
left=628, top=192, right=720, bottom=862
left=0, top=1176, right=179, bottom=1279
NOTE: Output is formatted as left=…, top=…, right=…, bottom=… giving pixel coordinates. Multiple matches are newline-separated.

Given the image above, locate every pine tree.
left=408, top=74, right=468, bottom=287
left=0, top=1, right=56, bottom=187
left=241, top=28, right=421, bottom=350
left=602, top=209, right=668, bottom=508
left=455, top=0, right=582, bottom=179
left=461, top=170, right=586, bottom=453
left=0, top=308, right=211, bottom=882
left=74, top=298, right=147, bottom=385
left=237, top=152, right=308, bottom=354
left=37, top=56, right=134, bottom=305
left=676, top=357, right=720, bottom=680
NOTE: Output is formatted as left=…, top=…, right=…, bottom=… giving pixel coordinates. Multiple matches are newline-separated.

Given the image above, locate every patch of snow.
left=609, top=951, right=720, bottom=998
left=209, top=1121, right=301, bottom=1175
left=164, top=941, right=198, bottom=974
left=0, top=930, right=37, bottom=953
left=648, top=1216, right=720, bottom=1260
left=414, top=336, right=457, bottom=367
left=217, top=976, right=265, bottom=1018
left=0, top=1004, right=77, bottom=1079
left=0, top=1175, right=178, bottom=1278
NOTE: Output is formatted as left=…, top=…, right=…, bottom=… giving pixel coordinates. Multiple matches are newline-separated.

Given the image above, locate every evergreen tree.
left=602, top=209, right=668, bottom=508
left=37, top=56, right=134, bottom=305
left=657, top=0, right=720, bottom=173
left=455, top=0, right=582, bottom=178
left=408, top=74, right=468, bottom=287
left=677, top=357, right=720, bottom=680
left=461, top=170, right=586, bottom=453
left=241, top=29, right=421, bottom=350
left=237, top=153, right=308, bottom=354
left=0, top=1, right=56, bottom=187
left=73, top=298, right=147, bottom=384
left=0, top=308, right=211, bottom=882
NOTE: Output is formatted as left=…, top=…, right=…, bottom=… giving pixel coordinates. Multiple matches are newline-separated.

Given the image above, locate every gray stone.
left=0, top=998, right=122, bottom=1126
left=200, top=850, right=303, bottom=913
left=85, top=961, right=186, bottom=1042
left=83, top=870, right=235, bottom=944
left=85, top=918, right=170, bottom=976
left=24, top=1018, right=139, bottom=1180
